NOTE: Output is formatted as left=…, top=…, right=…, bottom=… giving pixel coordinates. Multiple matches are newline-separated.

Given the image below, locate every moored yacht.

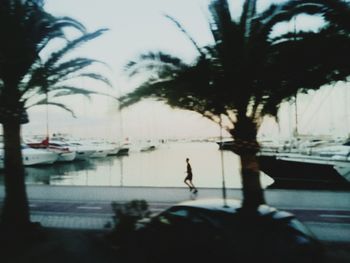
left=66, top=141, right=96, bottom=160
left=48, top=141, right=76, bottom=162
left=0, top=144, right=58, bottom=169
left=139, top=140, right=158, bottom=152
left=85, top=141, right=111, bottom=158
left=106, top=142, right=130, bottom=156
left=27, top=139, right=76, bottom=162
left=216, top=139, right=234, bottom=150
left=258, top=139, right=350, bottom=189
left=116, top=145, right=130, bottom=156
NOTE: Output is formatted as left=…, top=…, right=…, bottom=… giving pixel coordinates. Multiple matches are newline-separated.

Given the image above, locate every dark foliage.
left=0, top=0, right=111, bottom=229
left=119, top=0, right=350, bottom=210
left=108, top=200, right=151, bottom=248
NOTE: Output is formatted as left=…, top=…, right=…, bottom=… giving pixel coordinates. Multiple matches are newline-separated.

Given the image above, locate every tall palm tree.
left=0, top=0, right=111, bottom=229
left=120, top=0, right=350, bottom=211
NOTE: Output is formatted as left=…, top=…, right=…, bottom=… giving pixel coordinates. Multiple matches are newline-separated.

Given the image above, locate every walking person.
left=184, top=158, right=198, bottom=194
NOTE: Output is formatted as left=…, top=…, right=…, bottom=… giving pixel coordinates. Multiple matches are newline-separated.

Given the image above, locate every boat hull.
left=56, top=151, right=76, bottom=162
left=216, top=141, right=234, bottom=150
left=116, top=147, right=129, bottom=156
left=0, top=148, right=58, bottom=169
left=258, top=154, right=350, bottom=189
left=90, top=149, right=109, bottom=158
left=107, top=147, right=129, bottom=156
left=74, top=149, right=95, bottom=160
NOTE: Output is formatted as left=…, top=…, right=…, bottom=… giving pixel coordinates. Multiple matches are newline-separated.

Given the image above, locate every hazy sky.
left=21, top=0, right=350, bottom=141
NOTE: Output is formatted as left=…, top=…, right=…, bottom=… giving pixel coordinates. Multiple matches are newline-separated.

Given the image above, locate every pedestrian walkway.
left=1, top=185, right=349, bottom=208
left=1, top=185, right=350, bottom=232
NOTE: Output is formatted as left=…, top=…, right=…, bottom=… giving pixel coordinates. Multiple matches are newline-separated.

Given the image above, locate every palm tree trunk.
left=1, top=120, right=31, bottom=228
left=231, top=115, right=265, bottom=211
left=240, top=153, right=265, bottom=210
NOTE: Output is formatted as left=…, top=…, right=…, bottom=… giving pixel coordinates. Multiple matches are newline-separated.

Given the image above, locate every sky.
left=20, top=0, right=350, bottom=142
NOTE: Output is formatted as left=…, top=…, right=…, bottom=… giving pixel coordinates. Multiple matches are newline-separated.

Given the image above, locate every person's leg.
left=189, top=180, right=198, bottom=193
left=184, top=179, right=193, bottom=190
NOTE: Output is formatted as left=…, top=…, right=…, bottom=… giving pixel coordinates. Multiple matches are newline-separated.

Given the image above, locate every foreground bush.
left=107, top=199, right=151, bottom=247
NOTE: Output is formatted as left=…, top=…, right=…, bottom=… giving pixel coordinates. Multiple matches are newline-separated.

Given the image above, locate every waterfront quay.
left=0, top=185, right=349, bottom=243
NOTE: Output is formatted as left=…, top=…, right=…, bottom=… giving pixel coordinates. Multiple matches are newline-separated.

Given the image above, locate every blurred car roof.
left=171, top=198, right=294, bottom=219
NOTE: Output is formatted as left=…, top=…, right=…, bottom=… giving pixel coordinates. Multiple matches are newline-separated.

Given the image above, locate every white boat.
left=48, top=141, right=76, bottom=162
left=139, top=140, right=157, bottom=152
left=306, top=143, right=350, bottom=158
left=107, top=142, right=130, bottom=156
left=140, top=145, right=156, bottom=152
left=85, top=141, right=111, bottom=158
left=33, top=136, right=95, bottom=161
left=90, top=148, right=110, bottom=158
left=115, top=145, right=130, bottom=156
left=67, top=141, right=96, bottom=161
left=106, top=142, right=120, bottom=156
left=0, top=144, right=58, bottom=169
left=26, top=139, right=76, bottom=162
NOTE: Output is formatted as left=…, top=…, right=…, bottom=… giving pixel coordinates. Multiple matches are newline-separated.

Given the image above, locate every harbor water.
left=0, top=142, right=274, bottom=188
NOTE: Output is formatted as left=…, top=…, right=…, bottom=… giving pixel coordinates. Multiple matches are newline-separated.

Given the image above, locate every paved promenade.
left=1, top=185, right=349, bottom=208
left=0, top=185, right=350, bottom=242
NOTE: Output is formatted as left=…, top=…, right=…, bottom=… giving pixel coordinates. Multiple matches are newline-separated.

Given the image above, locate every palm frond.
left=46, top=58, right=102, bottom=85
left=239, top=0, right=257, bottom=39
left=125, top=51, right=188, bottom=77
left=51, top=16, right=87, bottom=33
left=77, top=73, right=113, bottom=88
left=119, top=79, right=171, bottom=108
left=164, top=14, right=204, bottom=56
left=271, top=0, right=350, bottom=33
left=35, top=16, right=88, bottom=54
left=27, top=100, right=76, bottom=117
left=23, top=57, right=112, bottom=96
left=47, top=85, right=112, bottom=99
left=208, top=0, right=234, bottom=43
left=43, top=28, right=108, bottom=68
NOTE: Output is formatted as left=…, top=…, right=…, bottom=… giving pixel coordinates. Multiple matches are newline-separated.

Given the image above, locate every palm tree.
left=120, top=0, right=350, bottom=211
left=0, top=0, right=111, bottom=229
left=257, top=0, right=350, bottom=116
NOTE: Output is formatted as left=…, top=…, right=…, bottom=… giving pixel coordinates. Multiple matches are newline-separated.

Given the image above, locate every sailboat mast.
left=119, top=100, right=124, bottom=142
left=294, top=93, right=299, bottom=137
left=293, top=16, right=299, bottom=138
left=45, top=92, right=49, bottom=140
left=219, top=115, right=228, bottom=208
left=345, top=84, right=349, bottom=138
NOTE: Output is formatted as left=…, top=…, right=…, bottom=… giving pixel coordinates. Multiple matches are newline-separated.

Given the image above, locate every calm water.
left=0, top=142, right=274, bottom=188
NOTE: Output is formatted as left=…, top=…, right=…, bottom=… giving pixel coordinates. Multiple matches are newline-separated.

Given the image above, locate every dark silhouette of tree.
left=258, top=0, right=350, bottom=116
left=0, top=0, right=111, bottom=230
left=120, top=0, right=350, bottom=211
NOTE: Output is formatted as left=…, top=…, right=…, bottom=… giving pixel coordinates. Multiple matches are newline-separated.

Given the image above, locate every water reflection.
left=0, top=142, right=274, bottom=188
left=24, top=161, right=97, bottom=185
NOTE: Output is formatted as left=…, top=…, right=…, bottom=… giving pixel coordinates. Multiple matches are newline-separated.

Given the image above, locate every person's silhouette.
left=184, top=158, right=198, bottom=193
